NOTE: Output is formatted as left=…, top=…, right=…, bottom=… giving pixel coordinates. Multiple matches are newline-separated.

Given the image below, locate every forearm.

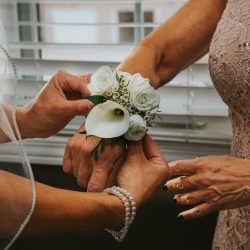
left=118, top=0, right=227, bottom=88
left=0, top=171, right=123, bottom=236
left=24, top=183, right=124, bottom=236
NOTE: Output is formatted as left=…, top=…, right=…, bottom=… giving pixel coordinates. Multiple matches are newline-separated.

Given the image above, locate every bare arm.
left=118, top=0, right=228, bottom=88
left=24, top=183, right=124, bottom=235
left=0, top=135, right=169, bottom=236
left=0, top=171, right=123, bottom=236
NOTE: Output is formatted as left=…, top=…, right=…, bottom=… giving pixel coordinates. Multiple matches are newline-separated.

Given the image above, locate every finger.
left=77, top=158, right=92, bottom=188
left=166, top=175, right=198, bottom=192
left=174, top=189, right=215, bottom=206
left=107, top=152, right=126, bottom=187
left=142, top=134, right=164, bottom=160
left=87, top=164, right=111, bottom=192
left=178, top=202, right=217, bottom=220
left=63, top=144, right=73, bottom=174
left=77, top=73, right=91, bottom=82
left=64, top=99, right=94, bottom=117
left=127, top=140, right=143, bottom=158
left=57, top=71, right=91, bottom=97
left=169, top=159, right=200, bottom=176
left=71, top=149, right=80, bottom=178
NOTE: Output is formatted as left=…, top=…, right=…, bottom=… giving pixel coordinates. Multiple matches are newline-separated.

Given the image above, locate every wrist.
left=103, top=192, right=125, bottom=228
left=117, top=43, right=161, bottom=89
left=16, top=106, right=33, bottom=139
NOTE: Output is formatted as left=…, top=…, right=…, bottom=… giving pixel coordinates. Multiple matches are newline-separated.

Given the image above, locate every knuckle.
left=186, top=207, right=203, bottom=220
left=193, top=208, right=203, bottom=217
left=167, top=178, right=184, bottom=191
left=94, top=165, right=108, bottom=175
left=178, top=194, right=194, bottom=205
left=200, top=173, right=213, bottom=185
left=55, top=69, right=66, bottom=78
left=88, top=181, right=102, bottom=192
left=176, top=176, right=186, bottom=190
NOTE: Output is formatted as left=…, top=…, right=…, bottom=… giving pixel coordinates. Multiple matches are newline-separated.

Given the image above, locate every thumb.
left=142, top=134, right=164, bottom=160
left=65, top=99, right=94, bottom=117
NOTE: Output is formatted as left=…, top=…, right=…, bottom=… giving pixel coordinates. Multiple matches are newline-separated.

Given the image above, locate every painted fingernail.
left=173, top=197, right=177, bottom=203
left=163, top=185, right=168, bottom=191
left=177, top=215, right=184, bottom=221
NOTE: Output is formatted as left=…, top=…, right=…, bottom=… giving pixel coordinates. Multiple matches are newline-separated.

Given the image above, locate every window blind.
left=0, top=0, right=231, bottom=165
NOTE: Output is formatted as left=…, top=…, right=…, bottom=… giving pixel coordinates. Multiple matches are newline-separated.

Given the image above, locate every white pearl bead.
left=104, top=186, right=136, bottom=242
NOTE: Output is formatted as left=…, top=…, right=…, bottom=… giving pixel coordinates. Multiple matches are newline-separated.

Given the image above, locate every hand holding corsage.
left=63, top=66, right=161, bottom=191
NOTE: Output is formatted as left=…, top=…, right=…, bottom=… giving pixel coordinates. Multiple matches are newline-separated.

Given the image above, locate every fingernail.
left=177, top=215, right=184, bottom=221
left=173, top=197, right=177, bottom=203
left=163, top=185, right=168, bottom=191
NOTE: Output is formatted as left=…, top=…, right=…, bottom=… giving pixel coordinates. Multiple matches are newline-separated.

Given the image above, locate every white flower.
left=117, top=71, right=131, bottom=87
left=88, top=66, right=119, bottom=95
left=130, top=85, right=160, bottom=113
left=125, top=114, right=147, bottom=141
left=85, top=101, right=130, bottom=138
left=129, top=73, right=150, bottom=90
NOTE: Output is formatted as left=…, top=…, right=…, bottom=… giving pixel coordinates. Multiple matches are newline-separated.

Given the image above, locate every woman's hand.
left=63, top=124, right=125, bottom=192
left=166, top=156, right=250, bottom=220
left=117, top=134, right=171, bottom=207
left=16, top=71, right=93, bottom=139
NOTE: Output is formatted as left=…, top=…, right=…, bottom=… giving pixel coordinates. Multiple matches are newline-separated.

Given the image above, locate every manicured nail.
left=163, top=185, right=168, bottom=191
left=177, top=215, right=184, bottom=221
left=173, top=197, right=177, bottom=203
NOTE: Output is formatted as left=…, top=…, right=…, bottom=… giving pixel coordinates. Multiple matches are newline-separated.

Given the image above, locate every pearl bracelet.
left=104, top=186, right=136, bottom=242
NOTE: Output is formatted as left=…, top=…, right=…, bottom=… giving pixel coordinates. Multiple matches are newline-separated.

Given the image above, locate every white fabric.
left=0, top=20, right=36, bottom=250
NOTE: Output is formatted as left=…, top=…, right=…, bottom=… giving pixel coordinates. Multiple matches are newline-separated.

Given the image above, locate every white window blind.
left=0, top=0, right=231, bottom=165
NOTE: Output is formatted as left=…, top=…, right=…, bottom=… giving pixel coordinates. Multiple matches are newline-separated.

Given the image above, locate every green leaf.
left=83, top=95, right=107, bottom=105
left=100, top=139, right=106, bottom=153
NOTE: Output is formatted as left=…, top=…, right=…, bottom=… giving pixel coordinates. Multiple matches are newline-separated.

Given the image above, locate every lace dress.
left=209, top=0, right=250, bottom=249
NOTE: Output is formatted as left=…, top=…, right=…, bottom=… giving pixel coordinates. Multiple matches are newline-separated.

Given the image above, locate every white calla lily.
left=85, top=101, right=130, bottom=138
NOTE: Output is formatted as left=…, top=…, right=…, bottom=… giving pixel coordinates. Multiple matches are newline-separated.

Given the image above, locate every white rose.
left=88, top=66, right=119, bottom=95
left=130, top=85, right=160, bottom=113
left=129, top=73, right=150, bottom=90
left=125, top=114, right=147, bottom=141
left=117, top=71, right=131, bottom=87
